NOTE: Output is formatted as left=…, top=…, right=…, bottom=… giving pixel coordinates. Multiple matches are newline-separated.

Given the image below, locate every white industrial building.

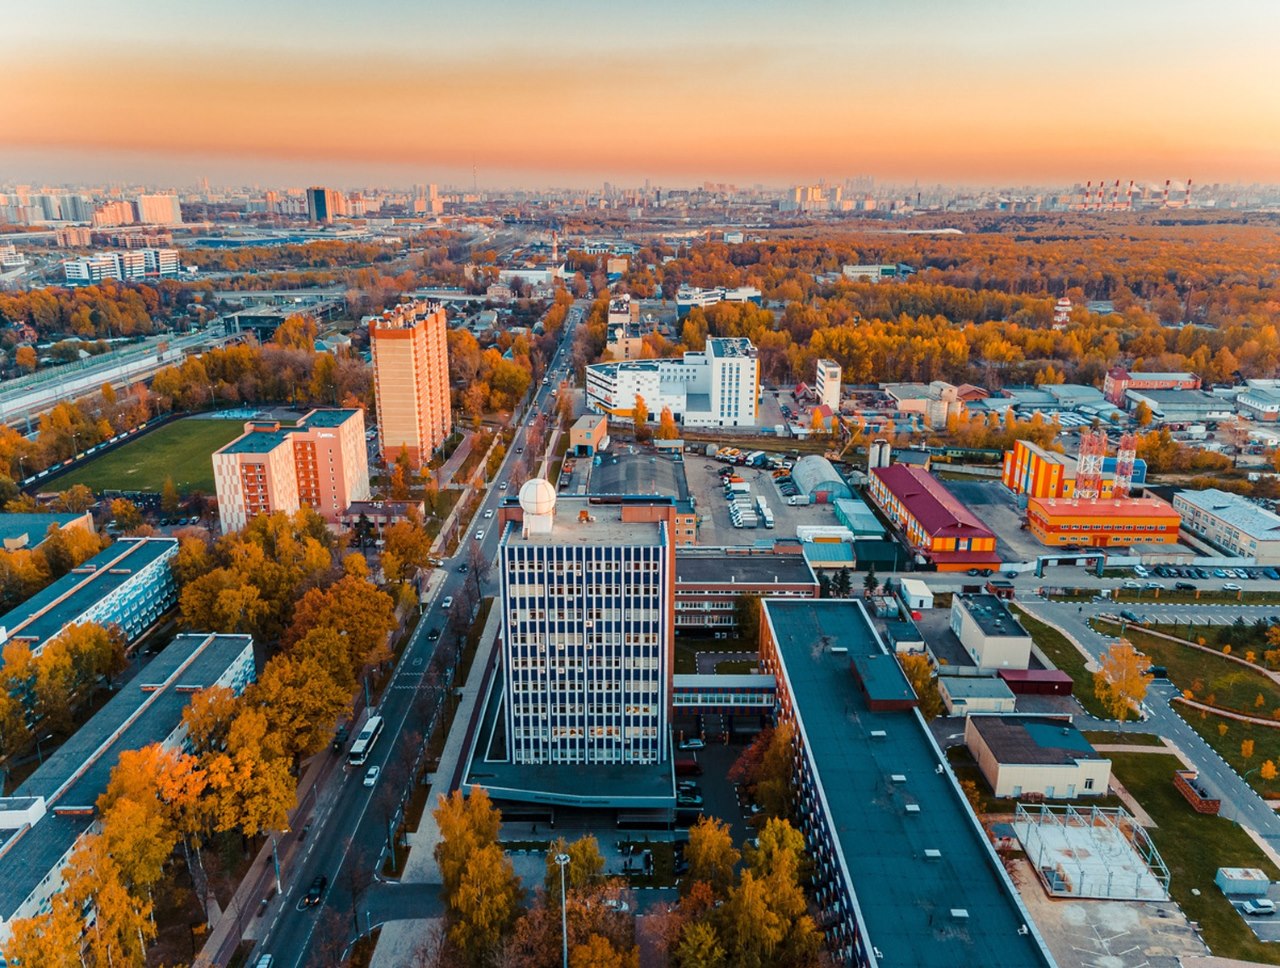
left=1173, top=488, right=1280, bottom=565
left=965, top=715, right=1111, bottom=799
left=63, top=248, right=179, bottom=284
left=585, top=337, right=758, bottom=428
left=949, top=594, right=1032, bottom=672
left=938, top=676, right=1016, bottom=716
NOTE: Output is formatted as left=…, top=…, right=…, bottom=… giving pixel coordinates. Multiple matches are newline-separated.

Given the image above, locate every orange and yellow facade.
left=868, top=465, right=1000, bottom=571
left=1002, top=440, right=1128, bottom=499
left=370, top=300, right=452, bottom=467
left=1026, top=497, right=1180, bottom=548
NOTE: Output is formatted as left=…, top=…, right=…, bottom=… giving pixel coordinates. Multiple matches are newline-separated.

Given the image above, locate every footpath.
left=368, top=599, right=504, bottom=967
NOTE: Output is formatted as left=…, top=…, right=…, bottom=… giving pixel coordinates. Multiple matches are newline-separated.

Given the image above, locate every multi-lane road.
left=251, top=302, right=585, bottom=967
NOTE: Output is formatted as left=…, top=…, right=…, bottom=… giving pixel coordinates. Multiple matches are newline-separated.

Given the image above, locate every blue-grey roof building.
left=0, top=537, right=178, bottom=657
left=0, top=512, right=94, bottom=552
left=760, top=599, right=1055, bottom=968
left=0, top=633, right=254, bottom=944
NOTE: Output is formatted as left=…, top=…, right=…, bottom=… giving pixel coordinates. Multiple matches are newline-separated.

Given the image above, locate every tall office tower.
left=211, top=409, right=370, bottom=533
left=135, top=194, right=183, bottom=225
left=499, top=484, right=675, bottom=766
left=306, top=186, right=345, bottom=223
left=91, top=200, right=136, bottom=227
left=369, top=300, right=451, bottom=466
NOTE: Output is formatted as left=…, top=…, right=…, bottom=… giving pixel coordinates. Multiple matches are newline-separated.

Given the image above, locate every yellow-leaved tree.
left=1094, top=639, right=1153, bottom=722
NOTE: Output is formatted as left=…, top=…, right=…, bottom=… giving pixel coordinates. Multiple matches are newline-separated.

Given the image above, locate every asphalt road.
left=252, top=302, right=587, bottom=966
left=1020, top=600, right=1280, bottom=855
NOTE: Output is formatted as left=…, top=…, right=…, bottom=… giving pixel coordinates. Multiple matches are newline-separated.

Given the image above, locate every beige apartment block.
left=370, top=300, right=451, bottom=467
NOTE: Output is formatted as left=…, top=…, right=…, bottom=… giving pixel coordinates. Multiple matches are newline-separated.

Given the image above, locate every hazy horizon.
left=6, top=0, right=1280, bottom=188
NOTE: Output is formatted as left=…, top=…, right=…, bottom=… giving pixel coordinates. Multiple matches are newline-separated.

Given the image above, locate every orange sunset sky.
left=5, top=0, right=1279, bottom=187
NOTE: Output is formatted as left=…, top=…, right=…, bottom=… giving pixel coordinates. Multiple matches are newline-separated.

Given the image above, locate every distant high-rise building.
left=212, top=409, right=370, bottom=533
left=498, top=485, right=675, bottom=765
left=91, top=200, right=136, bottom=228
left=135, top=194, right=183, bottom=225
left=63, top=248, right=179, bottom=283
left=306, top=186, right=346, bottom=223
left=815, top=358, right=842, bottom=411
left=369, top=300, right=451, bottom=466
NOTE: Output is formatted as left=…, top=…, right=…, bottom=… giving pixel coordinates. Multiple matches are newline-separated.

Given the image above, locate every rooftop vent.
left=905, top=804, right=921, bottom=814
left=890, top=774, right=907, bottom=783
left=830, top=646, right=848, bottom=655
left=870, top=730, right=887, bottom=739
left=950, top=909, right=970, bottom=920
left=924, top=849, right=942, bottom=860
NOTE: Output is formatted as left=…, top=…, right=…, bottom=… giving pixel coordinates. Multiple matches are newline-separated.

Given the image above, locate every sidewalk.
left=194, top=750, right=345, bottom=966
left=369, top=598, right=504, bottom=967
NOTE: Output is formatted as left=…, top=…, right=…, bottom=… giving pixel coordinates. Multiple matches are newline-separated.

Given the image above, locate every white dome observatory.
left=519, top=478, right=557, bottom=536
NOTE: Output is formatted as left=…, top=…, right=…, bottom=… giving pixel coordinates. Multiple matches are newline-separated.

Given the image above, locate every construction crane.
left=1112, top=432, right=1137, bottom=500
left=1074, top=429, right=1107, bottom=501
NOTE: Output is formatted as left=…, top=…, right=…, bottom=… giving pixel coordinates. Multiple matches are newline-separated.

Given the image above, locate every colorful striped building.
left=868, top=465, right=999, bottom=571
left=1026, top=497, right=1180, bottom=548
left=1002, top=439, right=1146, bottom=499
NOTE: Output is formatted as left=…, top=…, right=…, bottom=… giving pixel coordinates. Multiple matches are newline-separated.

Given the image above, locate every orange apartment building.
left=1026, top=497, right=1181, bottom=548
left=370, top=300, right=451, bottom=467
left=1001, top=440, right=1147, bottom=499
left=868, top=464, right=1000, bottom=571
left=213, top=409, right=370, bottom=533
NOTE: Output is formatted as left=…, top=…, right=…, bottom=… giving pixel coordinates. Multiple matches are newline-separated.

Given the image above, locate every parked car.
left=1224, top=582, right=1243, bottom=591
left=304, top=875, right=328, bottom=907
left=678, top=738, right=706, bottom=751
left=1243, top=898, right=1277, bottom=916
left=603, top=899, right=630, bottom=913
left=363, top=765, right=381, bottom=787
left=1213, top=568, right=1228, bottom=579
left=1133, top=565, right=1150, bottom=578
left=1175, top=581, right=1197, bottom=591
left=1145, top=581, right=1164, bottom=589
left=1267, top=568, right=1280, bottom=581
left=676, top=794, right=704, bottom=808
left=1122, top=579, right=1141, bottom=589
left=1119, top=610, right=1141, bottom=623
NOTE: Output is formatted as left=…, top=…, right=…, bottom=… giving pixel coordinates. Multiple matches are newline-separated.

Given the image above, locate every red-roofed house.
left=868, top=465, right=1000, bottom=571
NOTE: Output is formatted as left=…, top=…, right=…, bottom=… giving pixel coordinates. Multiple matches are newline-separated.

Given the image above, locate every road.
left=252, top=301, right=587, bottom=967
left=1019, top=599, right=1280, bottom=855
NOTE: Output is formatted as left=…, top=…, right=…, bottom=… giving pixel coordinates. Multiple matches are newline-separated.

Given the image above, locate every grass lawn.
left=1013, top=607, right=1110, bottom=719
left=715, top=659, right=758, bottom=674
left=1109, top=751, right=1280, bottom=964
left=1177, top=702, right=1280, bottom=799
left=48, top=418, right=246, bottom=495
left=1081, top=731, right=1166, bottom=747
left=1111, top=589, right=1280, bottom=606
left=1093, top=619, right=1280, bottom=716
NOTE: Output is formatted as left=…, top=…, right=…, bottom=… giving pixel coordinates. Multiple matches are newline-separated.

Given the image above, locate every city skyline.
left=6, top=0, right=1279, bottom=187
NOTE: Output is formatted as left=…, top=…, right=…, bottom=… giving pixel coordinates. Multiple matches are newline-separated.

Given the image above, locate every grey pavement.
left=1019, top=599, right=1280, bottom=855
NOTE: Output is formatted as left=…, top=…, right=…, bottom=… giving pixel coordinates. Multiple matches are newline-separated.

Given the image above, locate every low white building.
left=585, top=337, right=758, bottom=429
left=897, top=577, right=934, bottom=611
left=939, top=676, right=1017, bottom=716
left=1173, top=488, right=1280, bottom=565
left=965, top=715, right=1111, bottom=799
left=949, top=594, right=1032, bottom=672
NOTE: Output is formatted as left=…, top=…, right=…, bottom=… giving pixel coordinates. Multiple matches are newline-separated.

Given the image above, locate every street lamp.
left=271, top=833, right=282, bottom=894
left=35, top=733, right=55, bottom=766
left=554, top=852, right=570, bottom=968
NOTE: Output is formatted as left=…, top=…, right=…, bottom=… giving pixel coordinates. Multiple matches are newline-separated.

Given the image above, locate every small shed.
left=1216, top=868, right=1270, bottom=897
left=898, top=578, right=934, bottom=611
left=885, top=620, right=925, bottom=654
left=938, top=676, right=1017, bottom=716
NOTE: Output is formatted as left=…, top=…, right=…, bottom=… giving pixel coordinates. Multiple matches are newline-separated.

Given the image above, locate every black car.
left=457, top=563, right=469, bottom=573
left=1119, top=609, right=1140, bottom=623
left=304, top=875, right=328, bottom=907
left=426, top=628, right=440, bottom=641
left=1175, top=581, right=1197, bottom=591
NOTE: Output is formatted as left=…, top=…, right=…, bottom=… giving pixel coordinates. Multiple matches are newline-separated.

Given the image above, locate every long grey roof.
left=1175, top=488, right=1280, bottom=541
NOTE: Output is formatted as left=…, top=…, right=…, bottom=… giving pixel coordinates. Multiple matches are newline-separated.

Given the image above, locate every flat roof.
left=299, top=408, right=360, bottom=427
left=674, top=553, right=815, bottom=586
left=0, top=512, right=88, bottom=550
left=504, top=500, right=663, bottom=547
left=1029, top=497, right=1179, bottom=519
left=218, top=428, right=292, bottom=455
left=762, top=600, right=1051, bottom=967
left=0, top=538, right=177, bottom=652
left=939, top=677, right=1016, bottom=700
left=0, top=633, right=252, bottom=920
left=969, top=715, right=1103, bottom=766
left=955, top=594, right=1030, bottom=639
left=1174, top=488, right=1280, bottom=541
left=705, top=337, right=756, bottom=359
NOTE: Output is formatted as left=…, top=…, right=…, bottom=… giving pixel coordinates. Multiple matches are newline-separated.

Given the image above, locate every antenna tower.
left=1113, top=433, right=1137, bottom=501
left=1075, top=430, right=1107, bottom=500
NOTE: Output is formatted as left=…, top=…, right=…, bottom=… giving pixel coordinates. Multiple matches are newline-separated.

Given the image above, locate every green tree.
left=863, top=567, right=878, bottom=595
left=545, top=835, right=606, bottom=903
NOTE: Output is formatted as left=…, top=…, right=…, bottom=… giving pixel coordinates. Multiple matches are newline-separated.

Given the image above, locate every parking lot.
left=943, top=478, right=1044, bottom=562
left=683, top=455, right=841, bottom=546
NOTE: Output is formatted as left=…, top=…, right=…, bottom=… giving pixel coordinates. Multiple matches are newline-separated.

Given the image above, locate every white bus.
left=347, top=715, right=385, bottom=766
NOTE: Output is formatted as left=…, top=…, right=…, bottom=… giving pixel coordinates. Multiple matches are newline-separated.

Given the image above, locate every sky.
left=4, top=0, right=1279, bottom=189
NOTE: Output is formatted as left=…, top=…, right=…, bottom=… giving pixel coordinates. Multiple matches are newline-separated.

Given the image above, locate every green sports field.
left=48, top=418, right=246, bottom=495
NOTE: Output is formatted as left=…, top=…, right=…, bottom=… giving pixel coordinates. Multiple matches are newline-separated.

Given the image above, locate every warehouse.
left=965, top=715, right=1111, bottom=799
left=949, top=594, right=1032, bottom=671
left=868, top=464, right=999, bottom=572
left=1027, top=496, right=1180, bottom=548
left=789, top=455, right=851, bottom=503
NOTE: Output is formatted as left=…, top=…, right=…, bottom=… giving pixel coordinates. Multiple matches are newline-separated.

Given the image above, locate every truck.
left=745, top=450, right=765, bottom=466
left=726, top=481, right=750, bottom=495
left=761, top=508, right=775, bottom=528
left=786, top=494, right=811, bottom=506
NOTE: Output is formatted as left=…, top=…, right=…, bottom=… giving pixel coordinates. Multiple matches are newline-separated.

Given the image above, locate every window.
left=1084, top=778, right=1094, bottom=791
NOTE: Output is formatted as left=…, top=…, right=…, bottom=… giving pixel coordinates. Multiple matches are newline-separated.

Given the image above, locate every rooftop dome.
left=519, top=478, right=557, bottom=516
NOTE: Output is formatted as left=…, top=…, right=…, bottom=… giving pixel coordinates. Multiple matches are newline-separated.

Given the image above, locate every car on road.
left=1119, top=609, right=1141, bottom=623
left=426, top=628, right=440, bottom=641
left=515, top=446, right=523, bottom=454
left=1175, top=581, right=1197, bottom=591
left=474, top=530, right=485, bottom=541
left=1145, top=581, right=1164, bottom=589
left=456, top=563, right=468, bottom=573
left=1122, top=579, right=1141, bottom=589
left=499, top=481, right=508, bottom=490
left=441, top=595, right=454, bottom=609
left=304, top=875, right=328, bottom=907
left=603, top=899, right=630, bottom=914
left=1243, top=898, right=1277, bottom=916
left=1224, top=582, right=1243, bottom=591
left=678, top=738, right=706, bottom=751
left=363, top=765, right=380, bottom=787
left=483, top=509, right=494, bottom=518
